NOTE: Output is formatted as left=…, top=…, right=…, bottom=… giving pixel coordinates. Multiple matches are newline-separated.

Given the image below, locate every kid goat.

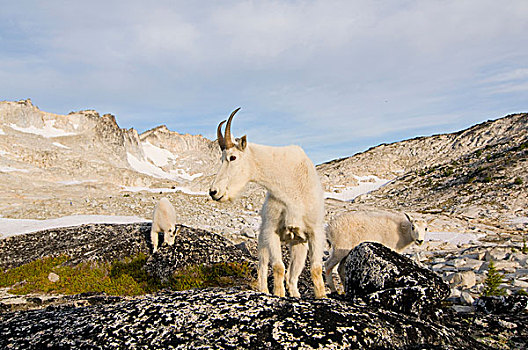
left=151, top=197, right=178, bottom=253
left=325, top=210, right=428, bottom=293
left=209, top=108, right=326, bottom=298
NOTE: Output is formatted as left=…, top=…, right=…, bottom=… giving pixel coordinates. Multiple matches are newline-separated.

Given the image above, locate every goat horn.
left=224, top=107, right=240, bottom=149
left=217, top=120, right=227, bottom=150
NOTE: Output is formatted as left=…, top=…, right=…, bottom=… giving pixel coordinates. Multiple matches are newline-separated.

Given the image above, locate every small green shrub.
left=467, top=176, right=477, bottom=184
left=442, top=167, right=454, bottom=177
left=514, top=177, right=523, bottom=185
left=522, top=236, right=528, bottom=254
left=482, top=260, right=507, bottom=297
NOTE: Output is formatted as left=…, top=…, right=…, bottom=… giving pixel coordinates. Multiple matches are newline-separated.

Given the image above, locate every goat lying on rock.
left=209, top=108, right=326, bottom=298
left=151, top=197, right=178, bottom=253
left=325, top=210, right=427, bottom=293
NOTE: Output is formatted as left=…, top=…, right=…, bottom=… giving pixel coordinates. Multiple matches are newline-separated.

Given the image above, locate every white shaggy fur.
left=150, top=197, right=178, bottom=253
left=325, top=210, right=427, bottom=293
left=210, top=111, right=326, bottom=299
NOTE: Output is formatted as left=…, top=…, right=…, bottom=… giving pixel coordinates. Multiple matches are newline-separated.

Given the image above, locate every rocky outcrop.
left=0, top=223, right=152, bottom=270
left=474, top=295, right=528, bottom=315
left=138, top=124, right=221, bottom=190
left=1, top=223, right=526, bottom=348
left=343, top=242, right=450, bottom=315
left=145, top=225, right=254, bottom=282
left=0, top=288, right=485, bottom=350
left=318, top=113, right=527, bottom=183
left=352, top=114, right=528, bottom=223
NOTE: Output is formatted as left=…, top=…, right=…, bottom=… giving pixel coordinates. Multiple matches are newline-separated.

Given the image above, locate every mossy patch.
left=0, top=254, right=254, bottom=296
left=168, top=261, right=253, bottom=291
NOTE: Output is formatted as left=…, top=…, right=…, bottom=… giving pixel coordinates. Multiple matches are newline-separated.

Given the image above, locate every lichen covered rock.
left=343, top=242, right=449, bottom=315
left=0, top=223, right=151, bottom=270
left=0, top=288, right=483, bottom=350
left=474, top=295, right=528, bottom=315
left=144, top=225, right=254, bottom=282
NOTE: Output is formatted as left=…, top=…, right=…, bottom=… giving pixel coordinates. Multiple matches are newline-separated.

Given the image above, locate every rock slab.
left=474, top=295, right=528, bottom=315
left=343, top=242, right=450, bottom=315
left=0, top=288, right=484, bottom=350
left=144, top=225, right=254, bottom=282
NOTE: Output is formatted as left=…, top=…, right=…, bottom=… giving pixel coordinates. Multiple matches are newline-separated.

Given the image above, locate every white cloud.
left=482, top=68, right=528, bottom=84
left=1, top=0, right=527, bottom=163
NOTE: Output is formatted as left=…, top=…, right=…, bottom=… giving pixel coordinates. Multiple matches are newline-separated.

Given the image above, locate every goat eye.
left=229, top=155, right=237, bottom=161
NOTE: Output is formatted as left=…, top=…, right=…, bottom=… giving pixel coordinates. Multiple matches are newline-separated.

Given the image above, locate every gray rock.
left=0, top=288, right=485, bottom=349
left=144, top=225, right=254, bottom=282
left=460, top=291, right=475, bottom=306
left=47, top=272, right=59, bottom=283
left=457, top=258, right=484, bottom=271
left=343, top=242, right=449, bottom=315
left=485, top=247, right=509, bottom=261
left=513, top=279, right=528, bottom=289
left=452, top=305, right=474, bottom=313
left=0, top=223, right=152, bottom=270
left=241, top=229, right=256, bottom=238
left=474, top=295, right=528, bottom=314
left=447, top=271, right=477, bottom=289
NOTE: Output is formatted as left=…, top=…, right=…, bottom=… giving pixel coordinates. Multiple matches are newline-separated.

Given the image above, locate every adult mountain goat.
left=325, top=210, right=427, bottom=293
left=209, top=108, right=326, bottom=298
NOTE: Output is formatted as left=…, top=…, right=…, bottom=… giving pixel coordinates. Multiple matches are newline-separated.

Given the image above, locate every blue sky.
left=1, top=1, right=527, bottom=164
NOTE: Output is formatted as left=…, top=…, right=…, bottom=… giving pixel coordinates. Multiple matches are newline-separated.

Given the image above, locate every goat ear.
left=237, top=135, right=247, bottom=151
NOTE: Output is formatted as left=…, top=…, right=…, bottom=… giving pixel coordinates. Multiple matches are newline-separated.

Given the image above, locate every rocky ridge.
left=0, top=224, right=504, bottom=349
left=0, top=99, right=221, bottom=221
left=349, top=115, right=527, bottom=226
left=1, top=100, right=526, bottom=240
left=318, top=113, right=527, bottom=185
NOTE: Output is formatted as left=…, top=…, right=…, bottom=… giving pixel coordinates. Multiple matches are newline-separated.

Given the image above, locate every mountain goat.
left=325, top=210, right=427, bottom=293
left=151, top=197, right=178, bottom=253
left=209, top=108, right=326, bottom=299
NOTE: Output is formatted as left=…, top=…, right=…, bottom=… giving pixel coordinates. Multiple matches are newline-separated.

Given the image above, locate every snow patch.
left=0, top=215, right=149, bottom=239
left=142, top=141, right=178, bottom=167
left=0, top=150, right=8, bottom=156
left=425, top=231, right=484, bottom=245
left=0, top=166, right=29, bottom=173
left=0, top=128, right=5, bottom=135
left=325, top=175, right=391, bottom=201
left=127, top=152, right=202, bottom=182
left=56, top=180, right=97, bottom=185
left=52, top=142, right=70, bottom=149
left=121, top=186, right=207, bottom=196
left=127, top=152, right=174, bottom=179
left=170, top=169, right=203, bottom=181
left=10, top=120, right=78, bottom=138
